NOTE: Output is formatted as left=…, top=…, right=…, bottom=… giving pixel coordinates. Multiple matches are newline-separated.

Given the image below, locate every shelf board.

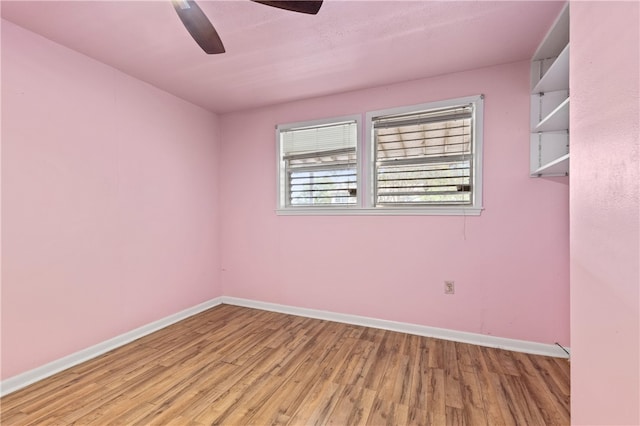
left=532, top=3, right=570, bottom=61
left=532, top=153, right=570, bottom=176
left=532, top=43, right=570, bottom=93
left=535, top=97, right=570, bottom=132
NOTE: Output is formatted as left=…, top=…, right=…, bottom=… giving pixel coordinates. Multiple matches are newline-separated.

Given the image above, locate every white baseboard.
left=0, top=297, right=223, bottom=397
left=221, top=296, right=571, bottom=359
left=1, top=295, right=569, bottom=397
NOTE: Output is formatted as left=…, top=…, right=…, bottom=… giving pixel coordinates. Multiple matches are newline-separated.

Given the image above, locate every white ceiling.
left=1, top=1, right=564, bottom=113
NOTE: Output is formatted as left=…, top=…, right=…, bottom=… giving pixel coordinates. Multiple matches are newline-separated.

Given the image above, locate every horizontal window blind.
left=281, top=120, right=357, bottom=206
left=281, top=121, right=357, bottom=157
left=373, top=105, right=473, bottom=206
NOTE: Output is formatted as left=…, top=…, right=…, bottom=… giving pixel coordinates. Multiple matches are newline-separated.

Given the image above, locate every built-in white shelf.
left=532, top=44, right=570, bottom=94
left=530, top=132, right=569, bottom=177
left=530, top=3, right=570, bottom=178
left=532, top=3, right=570, bottom=61
left=532, top=153, right=570, bottom=176
left=535, top=97, right=570, bottom=132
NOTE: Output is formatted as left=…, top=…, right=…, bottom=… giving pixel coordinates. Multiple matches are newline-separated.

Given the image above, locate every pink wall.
left=218, top=60, right=570, bottom=345
left=1, top=20, right=221, bottom=379
left=570, top=2, right=640, bottom=425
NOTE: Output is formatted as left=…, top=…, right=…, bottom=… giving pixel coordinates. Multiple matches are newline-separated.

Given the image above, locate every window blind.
left=280, top=120, right=357, bottom=206
left=373, top=105, right=473, bottom=206
left=281, top=121, right=357, bottom=156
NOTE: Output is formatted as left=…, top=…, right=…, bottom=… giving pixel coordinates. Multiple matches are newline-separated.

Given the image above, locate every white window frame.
left=364, top=95, right=484, bottom=216
left=276, top=114, right=363, bottom=213
left=276, top=95, right=484, bottom=216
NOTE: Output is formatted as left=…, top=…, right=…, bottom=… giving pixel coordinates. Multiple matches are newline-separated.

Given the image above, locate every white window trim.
left=276, top=207, right=482, bottom=216
left=364, top=95, right=484, bottom=216
left=276, top=114, right=363, bottom=211
left=276, top=95, right=484, bottom=216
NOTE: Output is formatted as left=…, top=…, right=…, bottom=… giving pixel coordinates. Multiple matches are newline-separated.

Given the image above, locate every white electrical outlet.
left=444, top=281, right=455, bottom=294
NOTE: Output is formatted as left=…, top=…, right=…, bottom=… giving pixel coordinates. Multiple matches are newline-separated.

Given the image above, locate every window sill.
left=276, top=206, right=484, bottom=216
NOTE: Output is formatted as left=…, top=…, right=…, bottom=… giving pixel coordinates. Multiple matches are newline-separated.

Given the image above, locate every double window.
left=277, top=95, right=484, bottom=215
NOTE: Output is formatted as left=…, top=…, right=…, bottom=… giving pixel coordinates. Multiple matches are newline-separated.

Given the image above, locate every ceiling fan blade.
left=251, top=1, right=323, bottom=15
left=173, top=0, right=225, bottom=54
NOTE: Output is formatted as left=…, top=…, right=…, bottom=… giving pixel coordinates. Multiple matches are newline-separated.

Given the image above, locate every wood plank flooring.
left=0, top=304, right=570, bottom=425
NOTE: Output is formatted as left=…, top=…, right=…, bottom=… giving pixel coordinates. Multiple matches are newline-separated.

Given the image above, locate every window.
left=276, top=95, right=483, bottom=215
left=277, top=117, right=360, bottom=208
left=372, top=101, right=478, bottom=207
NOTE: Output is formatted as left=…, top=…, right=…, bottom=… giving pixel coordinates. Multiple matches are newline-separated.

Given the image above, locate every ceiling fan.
left=172, top=0, right=323, bottom=54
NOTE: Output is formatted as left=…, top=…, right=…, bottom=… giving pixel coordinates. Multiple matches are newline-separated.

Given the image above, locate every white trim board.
left=0, top=297, right=224, bottom=397
left=222, top=296, right=570, bottom=359
left=1, top=295, right=570, bottom=397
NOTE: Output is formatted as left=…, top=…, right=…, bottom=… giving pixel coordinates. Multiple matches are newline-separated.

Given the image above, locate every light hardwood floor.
left=0, top=304, right=570, bottom=425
